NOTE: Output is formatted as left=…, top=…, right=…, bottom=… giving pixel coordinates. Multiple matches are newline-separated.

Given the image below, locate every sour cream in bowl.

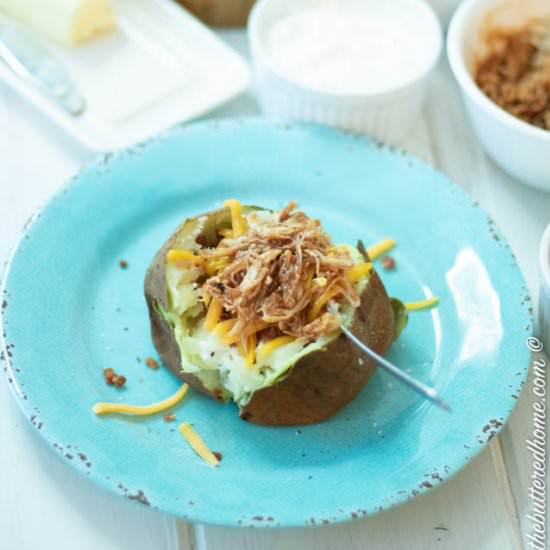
left=248, top=0, right=442, bottom=144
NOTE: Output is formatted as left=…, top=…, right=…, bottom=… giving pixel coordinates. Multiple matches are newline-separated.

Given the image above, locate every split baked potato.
left=144, top=201, right=406, bottom=426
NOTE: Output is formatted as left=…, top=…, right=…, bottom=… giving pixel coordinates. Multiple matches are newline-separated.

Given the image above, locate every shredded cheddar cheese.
left=405, top=297, right=439, bottom=311
left=247, top=320, right=268, bottom=335
left=206, top=257, right=230, bottom=276
left=257, top=336, right=295, bottom=360
left=166, top=249, right=204, bottom=265
left=246, top=333, right=257, bottom=367
left=213, top=318, right=237, bottom=340
left=348, top=261, right=373, bottom=283
left=202, top=291, right=212, bottom=307
left=238, top=333, right=257, bottom=367
left=307, top=285, right=342, bottom=323
left=205, top=299, right=223, bottom=331
left=179, top=423, right=219, bottom=467
left=92, top=383, right=189, bottom=416
left=367, top=238, right=396, bottom=261
left=223, top=199, right=246, bottom=237
left=222, top=334, right=242, bottom=346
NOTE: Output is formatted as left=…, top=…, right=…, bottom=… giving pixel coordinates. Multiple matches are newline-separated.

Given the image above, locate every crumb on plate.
left=145, top=357, right=159, bottom=369
left=380, top=255, right=396, bottom=270
left=103, top=367, right=126, bottom=387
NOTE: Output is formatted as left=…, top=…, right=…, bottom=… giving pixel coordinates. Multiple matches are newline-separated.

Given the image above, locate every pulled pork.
left=202, top=203, right=360, bottom=342
left=475, top=19, right=550, bottom=130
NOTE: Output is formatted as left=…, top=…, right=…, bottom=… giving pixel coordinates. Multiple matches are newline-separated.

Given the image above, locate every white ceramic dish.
left=447, top=0, right=550, bottom=192
left=248, top=0, right=442, bottom=145
left=539, top=224, right=550, bottom=351
left=0, top=0, right=250, bottom=151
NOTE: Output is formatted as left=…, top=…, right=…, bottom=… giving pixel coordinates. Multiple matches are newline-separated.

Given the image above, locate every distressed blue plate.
left=1, top=119, right=532, bottom=527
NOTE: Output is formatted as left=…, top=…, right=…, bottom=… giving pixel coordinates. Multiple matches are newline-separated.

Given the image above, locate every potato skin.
left=144, top=208, right=395, bottom=425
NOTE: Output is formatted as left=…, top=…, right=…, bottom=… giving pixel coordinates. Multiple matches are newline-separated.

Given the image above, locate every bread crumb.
left=380, top=255, right=396, bottom=270
left=103, top=368, right=126, bottom=387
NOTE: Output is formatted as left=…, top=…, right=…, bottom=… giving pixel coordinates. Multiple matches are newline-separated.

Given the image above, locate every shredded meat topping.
left=475, top=19, right=550, bottom=130
left=202, top=204, right=360, bottom=342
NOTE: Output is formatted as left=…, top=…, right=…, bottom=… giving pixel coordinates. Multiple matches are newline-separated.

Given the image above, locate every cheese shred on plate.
left=179, top=422, right=220, bottom=467
left=405, top=297, right=439, bottom=311
left=92, top=383, right=188, bottom=415
left=367, top=238, right=396, bottom=260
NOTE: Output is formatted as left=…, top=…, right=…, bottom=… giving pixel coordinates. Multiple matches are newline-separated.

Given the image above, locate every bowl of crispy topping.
left=448, top=0, right=550, bottom=192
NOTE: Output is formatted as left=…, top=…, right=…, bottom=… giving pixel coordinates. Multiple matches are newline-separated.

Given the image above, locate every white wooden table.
left=1, top=30, right=548, bottom=550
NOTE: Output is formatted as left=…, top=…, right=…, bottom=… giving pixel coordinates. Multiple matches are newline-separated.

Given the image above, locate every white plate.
left=0, top=0, right=250, bottom=150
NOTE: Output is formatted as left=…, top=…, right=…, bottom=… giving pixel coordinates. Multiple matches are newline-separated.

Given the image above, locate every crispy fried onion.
left=202, top=203, right=360, bottom=343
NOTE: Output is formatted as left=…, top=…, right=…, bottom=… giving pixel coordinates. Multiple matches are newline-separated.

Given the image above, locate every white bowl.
left=539, top=224, right=550, bottom=351
left=248, top=0, right=442, bottom=145
left=447, top=0, right=550, bottom=192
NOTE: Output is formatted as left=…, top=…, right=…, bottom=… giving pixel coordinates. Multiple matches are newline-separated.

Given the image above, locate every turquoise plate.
left=1, top=119, right=532, bottom=527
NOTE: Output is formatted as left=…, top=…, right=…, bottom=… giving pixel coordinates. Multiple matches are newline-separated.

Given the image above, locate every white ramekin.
left=248, top=0, right=442, bottom=145
left=447, top=0, right=550, bottom=192
left=539, top=224, right=550, bottom=351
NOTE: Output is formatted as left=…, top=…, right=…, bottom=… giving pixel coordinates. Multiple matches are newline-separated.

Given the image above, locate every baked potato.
left=144, top=201, right=405, bottom=426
